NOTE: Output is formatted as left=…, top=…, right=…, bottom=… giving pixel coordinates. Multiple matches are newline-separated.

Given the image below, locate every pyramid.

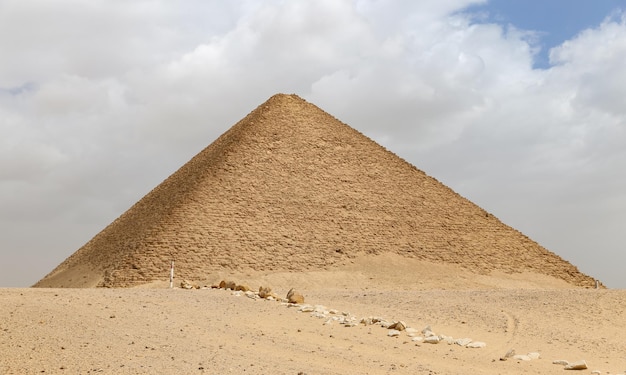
left=35, top=94, right=596, bottom=288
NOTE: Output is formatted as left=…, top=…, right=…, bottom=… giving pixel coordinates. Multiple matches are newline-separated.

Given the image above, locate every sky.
left=1, top=0, right=625, bottom=288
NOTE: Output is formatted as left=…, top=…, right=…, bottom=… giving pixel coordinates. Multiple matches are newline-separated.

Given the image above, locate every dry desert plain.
left=2, top=254, right=625, bottom=375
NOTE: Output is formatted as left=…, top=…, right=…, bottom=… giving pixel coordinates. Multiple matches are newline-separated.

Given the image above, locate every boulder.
left=423, top=336, right=440, bottom=344
left=388, top=321, right=407, bottom=331
left=180, top=280, right=195, bottom=289
left=455, top=338, right=473, bottom=347
left=259, top=286, right=272, bottom=299
left=422, top=326, right=436, bottom=337
left=564, top=360, right=587, bottom=370
left=235, top=284, right=251, bottom=292
left=466, top=341, right=486, bottom=348
left=287, top=288, right=305, bottom=304
left=387, top=329, right=401, bottom=337
left=440, top=335, right=455, bottom=345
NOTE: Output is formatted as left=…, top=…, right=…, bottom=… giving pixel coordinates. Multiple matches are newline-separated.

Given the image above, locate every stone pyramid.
left=35, top=94, right=596, bottom=288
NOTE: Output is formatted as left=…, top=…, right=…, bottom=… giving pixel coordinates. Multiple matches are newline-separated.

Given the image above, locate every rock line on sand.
left=211, top=281, right=489, bottom=351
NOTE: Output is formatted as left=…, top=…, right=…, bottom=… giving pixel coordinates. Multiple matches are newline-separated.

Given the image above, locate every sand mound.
left=34, top=94, right=596, bottom=288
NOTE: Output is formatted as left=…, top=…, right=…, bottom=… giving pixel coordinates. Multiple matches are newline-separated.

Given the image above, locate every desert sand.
left=3, top=255, right=625, bottom=374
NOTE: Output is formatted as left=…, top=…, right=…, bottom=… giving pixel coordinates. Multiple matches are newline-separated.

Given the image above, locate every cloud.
left=1, top=0, right=625, bottom=287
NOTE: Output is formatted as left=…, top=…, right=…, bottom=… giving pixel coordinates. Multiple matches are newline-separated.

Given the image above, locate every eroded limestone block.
left=564, top=360, right=587, bottom=370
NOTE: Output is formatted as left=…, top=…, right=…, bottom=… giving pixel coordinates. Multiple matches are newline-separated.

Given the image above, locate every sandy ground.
left=2, top=256, right=625, bottom=374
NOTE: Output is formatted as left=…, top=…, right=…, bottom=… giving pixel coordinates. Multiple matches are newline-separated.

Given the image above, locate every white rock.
left=310, top=312, right=326, bottom=319
left=440, top=335, right=455, bottom=345
left=454, top=338, right=473, bottom=347
left=411, top=336, right=423, bottom=342
left=299, top=305, right=315, bottom=313
left=423, top=336, right=440, bottom=344
left=388, top=329, right=401, bottom=337
left=244, top=291, right=257, bottom=299
left=405, top=327, right=418, bottom=334
left=466, top=341, right=486, bottom=348
left=591, top=371, right=601, bottom=375
left=564, top=360, right=587, bottom=370
left=422, top=326, right=435, bottom=337
left=527, top=352, right=541, bottom=360
left=513, top=355, right=531, bottom=361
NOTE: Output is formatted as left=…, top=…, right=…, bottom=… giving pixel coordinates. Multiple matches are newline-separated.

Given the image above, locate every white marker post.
left=170, top=260, right=174, bottom=289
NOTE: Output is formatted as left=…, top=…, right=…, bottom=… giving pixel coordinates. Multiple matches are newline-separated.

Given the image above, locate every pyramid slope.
left=35, top=94, right=596, bottom=288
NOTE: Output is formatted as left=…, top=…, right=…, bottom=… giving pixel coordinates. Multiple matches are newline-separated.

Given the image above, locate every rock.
left=440, top=335, right=455, bottom=345
left=219, top=280, right=236, bottom=290
left=405, top=327, right=418, bottom=334
left=287, top=289, right=305, bottom=304
left=564, top=360, right=587, bottom=370
left=552, top=360, right=570, bottom=366
left=527, top=352, right=541, bottom=360
left=288, top=294, right=303, bottom=304
left=388, top=321, right=407, bottom=331
left=422, top=326, right=436, bottom=337
left=455, top=338, right=473, bottom=347
left=513, top=355, right=531, bottom=361
left=258, top=286, right=272, bottom=299
left=298, top=305, right=315, bottom=313
left=244, top=291, right=257, bottom=299
left=180, top=280, right=195, bottom=289
left=591, top=371, right=601, bottom=375
left=388, top=329, right=401, bottom=337
left=423, top=336, right=440, bottom=344
left=411, top=336, right=423, bottom=342
left=466, top=341, right=486, bottom=348
left=310, top=312, right=326, bottom=319
left=235, top=284, right=251, bottom=292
